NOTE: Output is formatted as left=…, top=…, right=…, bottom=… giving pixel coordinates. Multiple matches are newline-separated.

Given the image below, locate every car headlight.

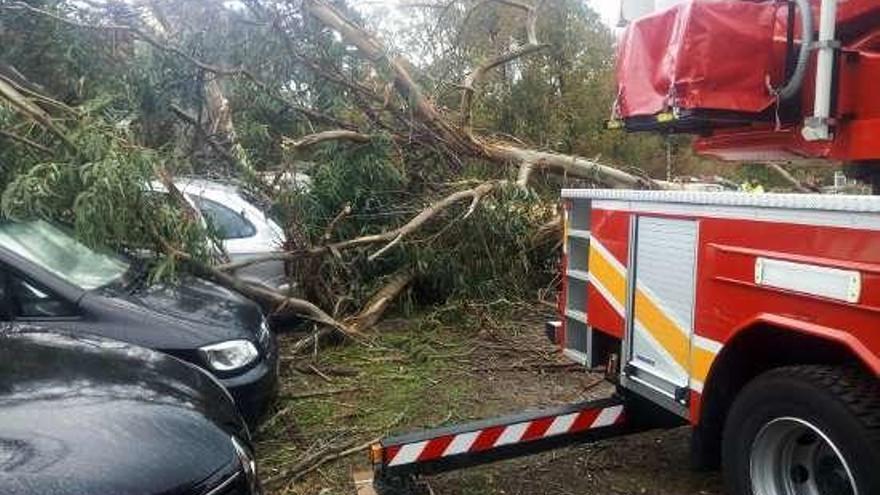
left=200, top=340, right=259, bottom=372
left=231, top=436, right=261, bottom=494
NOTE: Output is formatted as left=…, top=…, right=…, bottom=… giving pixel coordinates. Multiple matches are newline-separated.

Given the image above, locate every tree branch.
left=304, top=0, right=482, bottom=156
left=764, top=162, right=820, bottom=193
left=283, top=130, right=372, bottom=150
left=193, top=259, right=359, bottom=339
left=303, top=0, right=658, bottom=189
left=264, top=437, right=379, bottom=487
left=0, top=74, right=75, bottom=150
left=516, top=160, right=535, bottom=188
left=0, top=130, right=52, bottom=154
left=459, top=0, right=547, bottom=133
left=347, top=269, right=415, bottom=333
left=322, top=203, right=352, bottom=244
left=217, top=181, right=504, bottom=271
left=338, top=180, right=502, bottom=261
left=153, top=164, right=200, bottom=221
left=488, top=144, right=659, bottom=188
left=169, top=104, right=250, bottom=174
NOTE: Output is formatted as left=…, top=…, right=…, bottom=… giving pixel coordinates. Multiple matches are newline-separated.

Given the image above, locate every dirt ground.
left=257, top=302, right=723, bottom=495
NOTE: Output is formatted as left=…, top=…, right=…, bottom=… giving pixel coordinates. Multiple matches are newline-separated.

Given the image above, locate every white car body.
left=150, top=178, right=288, bottom=289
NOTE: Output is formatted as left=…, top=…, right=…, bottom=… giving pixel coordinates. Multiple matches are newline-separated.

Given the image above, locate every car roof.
left=149, top=177, right=241, bottom=194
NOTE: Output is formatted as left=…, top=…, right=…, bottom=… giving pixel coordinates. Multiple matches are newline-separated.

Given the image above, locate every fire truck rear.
left=364, top=2, right=880, bottom=494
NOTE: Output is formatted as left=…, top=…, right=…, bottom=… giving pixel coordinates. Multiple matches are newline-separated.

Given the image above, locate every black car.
left=0, top=220, right=278, bottom=425
left=0, top=328, right=261, bottom=494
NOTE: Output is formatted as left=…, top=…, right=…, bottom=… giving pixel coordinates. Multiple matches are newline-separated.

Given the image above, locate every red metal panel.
left=695, top=48, right=880, bottom=162
left=590, top=209, right=630, bottom=266
left=588, top=285, right=626, bottom=339
left=586, top=209, right=630, bottom=339
left=836, top=0, right=880, bottom=41
left=695, top=217, right=880, bottom=374
left=693, top=126, right=834, bottom=161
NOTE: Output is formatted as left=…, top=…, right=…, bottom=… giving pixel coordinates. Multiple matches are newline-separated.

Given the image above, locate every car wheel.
left=722, top=365, right=880, bottom=495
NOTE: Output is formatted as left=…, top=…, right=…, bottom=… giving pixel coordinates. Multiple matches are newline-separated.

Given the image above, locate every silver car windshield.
left=0, top=221, right=130, bottom=290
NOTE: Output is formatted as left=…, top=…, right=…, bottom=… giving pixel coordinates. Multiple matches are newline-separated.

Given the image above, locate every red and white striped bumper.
left=377, top=398, right=627, bottom=473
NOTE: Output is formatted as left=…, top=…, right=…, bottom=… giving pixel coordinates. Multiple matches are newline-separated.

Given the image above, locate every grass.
left=256, top=304, right=491, bottom=494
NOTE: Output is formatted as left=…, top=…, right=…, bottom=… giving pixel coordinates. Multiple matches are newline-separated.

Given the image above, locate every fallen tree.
left=0, top=0, right=670, bottom=341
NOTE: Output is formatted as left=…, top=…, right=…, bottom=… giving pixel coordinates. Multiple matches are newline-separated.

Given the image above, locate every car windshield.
left=0, top=221, right=130, bottom=290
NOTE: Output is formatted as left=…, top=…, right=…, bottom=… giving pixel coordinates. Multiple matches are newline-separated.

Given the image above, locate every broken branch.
left=265, top=436, right=380, bottom=487
left=217, top=181, right=504, bottom=271
left=347, top=270, right=415, bottom=333
left=0, top=130, right=52, bottom=154
left=303, top=0, right=659, bottom=188
left=489, top=144, right=659, bottom=189
left=0, top=74, right=75, bottom=150
left=764, top=162, right=820, bottom=193
left=344, top=180, right=501, bottom=261
left=322, top=203, right=353, bottom=245
left=283, top=130, right=372, bottom=150
left=460, top=0, right=548, bottom=133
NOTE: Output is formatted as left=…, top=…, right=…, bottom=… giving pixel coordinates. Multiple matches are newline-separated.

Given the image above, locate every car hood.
left=86, top=276, right=264, bottom=348
left=0, top=331, right=245, bottom=495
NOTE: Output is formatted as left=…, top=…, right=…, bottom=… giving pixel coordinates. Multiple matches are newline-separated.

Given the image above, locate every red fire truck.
left=364, top=2, right=880, bottom=494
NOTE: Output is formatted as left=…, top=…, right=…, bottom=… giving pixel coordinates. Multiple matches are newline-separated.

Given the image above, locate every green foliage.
left=288, top=136, right=407, bottom=242
left=274, top=140, right=553, bottom=307
left=411, top=186, right=552, bottom=302
left=1, top=107, right=213, bottom=275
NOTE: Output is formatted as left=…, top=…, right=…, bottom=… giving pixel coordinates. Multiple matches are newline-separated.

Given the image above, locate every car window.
left=0, top=221, right=129, bottom=290
left=190, top=196, right=256, bottom=240
left=10, top=276, right=76, bottom=318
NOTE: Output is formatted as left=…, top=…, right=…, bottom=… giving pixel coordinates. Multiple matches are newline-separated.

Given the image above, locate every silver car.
left=151, top=178, right=289, bottom=289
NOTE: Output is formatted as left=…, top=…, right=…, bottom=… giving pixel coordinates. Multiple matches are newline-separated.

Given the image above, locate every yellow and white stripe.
left=587, top=238, right=627, bottom=316
left=588, top=236, right=723, bottom=394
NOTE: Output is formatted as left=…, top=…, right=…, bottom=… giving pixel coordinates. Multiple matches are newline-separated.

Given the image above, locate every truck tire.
left=722, top=365, right=880, bottom=495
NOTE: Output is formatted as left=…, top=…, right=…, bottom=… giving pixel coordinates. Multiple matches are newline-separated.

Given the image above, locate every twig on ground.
left=470, top=362, right=583, bottom=373
left=267, top=436, right=380, bottom=487
left=279, top=387, right=362, bottom=401
left=308, top=364, right=333, bottom=383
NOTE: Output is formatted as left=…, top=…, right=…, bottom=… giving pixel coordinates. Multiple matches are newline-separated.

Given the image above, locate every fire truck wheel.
left=722, top=365, right=880, bottom=495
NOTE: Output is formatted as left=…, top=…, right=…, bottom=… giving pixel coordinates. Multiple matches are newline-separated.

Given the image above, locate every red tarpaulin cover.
left=615, top=0, right=782, bottom=119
